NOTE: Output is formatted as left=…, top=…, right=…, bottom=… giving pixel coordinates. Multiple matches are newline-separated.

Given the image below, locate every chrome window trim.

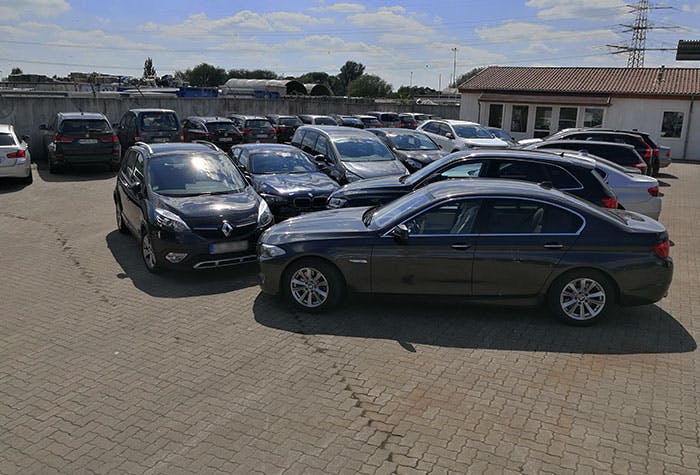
left=381, top=195, right=586, bottom=238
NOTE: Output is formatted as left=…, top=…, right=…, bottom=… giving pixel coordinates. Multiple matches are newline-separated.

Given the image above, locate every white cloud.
left=310, top=2, right=365, bottom=13
left=348, top=7, right=435, bottom=37
left=681, top=4, right=700, bottom=14
left=0, top=0, right=70, bottom=19
left=477, top=21, right=619, bottom=45
left=526, top=0, right=626, bottom=20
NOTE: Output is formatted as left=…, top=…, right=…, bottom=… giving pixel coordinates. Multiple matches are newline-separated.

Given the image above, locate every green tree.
left=451, top=67, right=486, bottom=88
left=10, top=67, right=22, bottom=75
left=337, top=61, right=365, bottom=94
left=394, top=85, right=438, bottom=99
left=226, top=69, right=279, bottom=80
left=296, top=71, right=331, bottom=84
left=346, top=74, right=392, bottom=98
left=143, top=57, right=156, bottom=78
left=176, top=63, right=227, bottom=87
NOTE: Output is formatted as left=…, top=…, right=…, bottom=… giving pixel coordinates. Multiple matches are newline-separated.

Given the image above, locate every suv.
left=228, top=115, right=277, bottom=143
left=266, top=115, right=304, bottom=143
left=41, top=112, right=121, bottom=173
left=366, top=111, right=400, bottom=128
left=297, top=115, right=338, bottom=126
left=417, top=119, right=508, bottom=152
left=182, top=117, right=243, bottom=149
left=113, top=142, right=272, bottom=272
left=332, top=115, right=365, bottom=129
left=398, top=114, right=418, bottom=129
left=291, top=126, right=408, bottom=183
left=525, top=140, right=648, bottom=175
left=354, top=115, right=383, bottom=128
left=116, top=109, right=182, bottom=152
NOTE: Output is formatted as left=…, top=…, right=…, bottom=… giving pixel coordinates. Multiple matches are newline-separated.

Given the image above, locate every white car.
left=0, top=124, right=31, bottom=183
left=555, top=150, right=662, bottom=220
left=417, top=119, right=508, bottom=152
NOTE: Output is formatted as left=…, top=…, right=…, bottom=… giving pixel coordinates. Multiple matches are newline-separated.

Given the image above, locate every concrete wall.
left=0, top=94, right=459, bottom=158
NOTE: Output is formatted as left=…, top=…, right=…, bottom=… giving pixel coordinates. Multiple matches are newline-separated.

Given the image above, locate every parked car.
left=367, top=128, right=445, bottom=172
left=366, top=111, right=400, bottom=128
left=417, top=119, right=508, bottom=152
left=266, top=115, right=304, bottom=143
left=228, top=115, right=277, bottom=143
left=545, top=150, right=662, bottom=219
left=332, top=115, right=365, bottom=129
left=258, top=179, right=673, bottom=325
left=0, top=124, right=32, bottom=183
left=591, top=128, right=670, bottom=175
left=524, top=141, right=648, bottom=175
left=398, top=114, right=418, bottom=129
left=113, top=142, right=272, bottom=272
left=116, top=109, right=182, bottom=152
left=182, top=116, right=243, bottom=149
left=291, top=126, right=408, bottom=183
left=41, top=112, right=121, bottom=173
left=487, top=127, right=518, bottom=146
left=354, top=115, right=383, bottom=128
left=327, top=149, right=619, bottom=211
left=297, top=115, right=338, bottom=126
left=230, top=144, right=340, bottom=220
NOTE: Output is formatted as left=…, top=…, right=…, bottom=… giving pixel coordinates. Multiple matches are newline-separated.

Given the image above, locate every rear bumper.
left=0, top=161, right=31, bottom=178
left=659, top=157, right=672, bottom=168
left=618, top=258, right=673, bottom=306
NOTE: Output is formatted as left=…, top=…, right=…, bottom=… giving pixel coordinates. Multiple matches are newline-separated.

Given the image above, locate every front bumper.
left=258, top=256, right=287, bottom=295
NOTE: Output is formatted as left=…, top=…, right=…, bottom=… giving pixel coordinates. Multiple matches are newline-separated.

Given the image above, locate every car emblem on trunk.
left=221, top=221, right=233, bottom=237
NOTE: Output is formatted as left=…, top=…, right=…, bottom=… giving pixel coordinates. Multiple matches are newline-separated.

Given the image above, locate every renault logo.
left=221, top=221, right=233, bottom=237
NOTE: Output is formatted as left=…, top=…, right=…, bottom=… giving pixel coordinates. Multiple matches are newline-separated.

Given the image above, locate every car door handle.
left=451, top=244, right=472, bottom=250
left=543, top=243, right=564, bottom=249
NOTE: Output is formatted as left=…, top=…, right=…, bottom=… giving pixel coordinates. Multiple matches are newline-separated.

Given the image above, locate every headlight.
left=327, top=197, right=348, bottom=209
left=259, top=243, right=286, bottom=261
left=258, top=199, right=273, bottom=226
left=154, top=208, right=190, bottom=232
left=260, top=193, right=288, bottom=205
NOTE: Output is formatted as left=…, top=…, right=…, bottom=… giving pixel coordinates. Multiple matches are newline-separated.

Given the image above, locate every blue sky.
left=1, top=0, right=698, bottom=90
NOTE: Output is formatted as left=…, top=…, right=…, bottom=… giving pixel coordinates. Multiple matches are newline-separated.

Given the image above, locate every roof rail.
left=134, top=141, right=153, bottom=154
left=193, top=140, right=223, bottom=152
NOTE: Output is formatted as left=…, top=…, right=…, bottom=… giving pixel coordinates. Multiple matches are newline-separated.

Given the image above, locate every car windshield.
left=279, top=117, right=303, bottom=126
left=453, top=124, right=494, bottom=139
left=335, top=138, right=395, bottom=162
left=490, top=129, right=512, bottom=141
left=250, top=150, right=317, bottom=174
left=314, top=117, right=337, bottom=125
left=140, top=112, right=179, bottom=131
left=388, top=132, right=438, bottom=151
left=60, top=119, right=111, bottom=134
left=369, top=188, right=434, bottom=229
left=148, top=153, right=247, bottom=196
left=206, top=122, right=239, bottom=133
left=246, top=119, right=273, bottom=129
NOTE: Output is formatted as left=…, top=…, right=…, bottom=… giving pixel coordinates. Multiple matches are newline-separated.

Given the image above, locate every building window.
left=488, top=104, right=503, bottom=128
left=584, top=108, right=604, bottom=127
left=534, top=107, right=552, bottom=138
left=511, top=105, right=528, bottom=133
left=661, top=111, right=684, bottom=138
left=558, top=107, right=578, bottom=130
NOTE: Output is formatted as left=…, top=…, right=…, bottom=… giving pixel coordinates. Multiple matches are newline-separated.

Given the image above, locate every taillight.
left=134, top=135, right=141, bottom=142
left=665, top=149, right=670, bottom=158
left=179, top=132, right=184, bottom=142
left=648, top=186, right=659, bottom=197
left=54, top=134, right=73, bottom=143
left=601, top=197, right=618, bottom=209
left=653, top=240, right=670, bottom=259
left=653, top=148, right=659, bottom=158
left=101, top=134, right=119, bottom=143
left=6, top=149, right=26, bottom=158
left=640, top=139, right=652, bottom=159
left=633, top=162, right=648, bottom=172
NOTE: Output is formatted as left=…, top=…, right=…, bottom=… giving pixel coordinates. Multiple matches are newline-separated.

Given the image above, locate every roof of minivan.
left=186, top=116, right=232, bottom=122
left=129, top=109, right=177, bottom=114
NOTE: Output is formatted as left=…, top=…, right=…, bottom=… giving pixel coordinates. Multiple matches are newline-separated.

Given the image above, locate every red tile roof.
left=459, top=67, right=700, bottom=97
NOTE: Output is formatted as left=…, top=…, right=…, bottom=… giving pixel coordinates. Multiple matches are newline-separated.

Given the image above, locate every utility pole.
left=451, top=47, right=458, bottom=87
left=410, top=71, right=413, bottom=87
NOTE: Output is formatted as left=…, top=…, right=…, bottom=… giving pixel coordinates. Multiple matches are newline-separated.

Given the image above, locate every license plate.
left=209, top=241, right=249, bottom=254
left=153, top=137, right=169, bottom=143
left=219, top=137, right=233, bottom=142
left=79, top=139, right=98, bottom=144
left=256, top=134, right=268, bottom=138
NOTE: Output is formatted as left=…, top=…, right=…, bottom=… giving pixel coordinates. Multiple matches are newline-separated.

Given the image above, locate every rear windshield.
left=453, top=124, right=494, bottom=139
left=60, top=119, right=111, bottom=134
left=314, top=117, right=337, bottom=125
left=359, top=117, right=381, bottom=125
left=139, top=112, right=179, bottom=131
left=206, top=122, right=239, bottom=133
left=279, top=117, right=303, bottom=127
left=0, top=133, right=16, bottom=146
left=380, top=113, right=399, bottom=122
left=246, top=119, right=273, bottom=129
left=388, top=132, right=438, bottom=150
left=335, top=138, right=394, bottom=162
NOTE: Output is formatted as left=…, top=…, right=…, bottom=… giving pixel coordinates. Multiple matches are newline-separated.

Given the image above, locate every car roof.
left=298, top=125, right=378, bottom=138
left=0, top=124, right=13, bottom=133
left=368, top=127, right=425, bottom=134
left=558, top=130, right=641, bottom=138
left=354, top=115, right=379, bottom=119
left=186, top=116, right=233, bottom=122
left=58, top=112, right=107, bottom=120
left=446, top=148, right=596, bottom=169
left=137, top=142, right=224, bottom=157
left=537, top=140, right=636, bottom=150
left=231, top=115, right=268, bottom=120
left=420, top=178, right=580, bottom=205
left=129, top=108, right=177, bottom=114
left=231, top=143, right=300, bottom=152
left=441, top=119, right=481, bottom=126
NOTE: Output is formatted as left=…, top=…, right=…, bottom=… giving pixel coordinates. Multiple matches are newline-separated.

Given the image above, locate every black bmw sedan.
left=230, top=144, right=340, bottom=220
left=114, top=142, right=273, bottom=272
left=367, top=128, right=446, bottom=172
left=258, top=180, right=673, bottom=325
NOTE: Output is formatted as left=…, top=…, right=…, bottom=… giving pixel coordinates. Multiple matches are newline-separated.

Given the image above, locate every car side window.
left=301, top=131, right=318, bottom=154
left=495, top=161, right=549, bottom=183
left=404, top=199, right=481, bottom=235
left=422, top=122, right=438, bottom=134
left=239, top=150, right=250, bottom=170
left=133, top=154, right=145, bottom=182
left=314, top=135, right=332, bottom=158
left=438, top=124, right=452, bottom=137
left=439, top=161, right=484, bottom=179
left=121, top=150, right=137, bottom=180
left=547, top=165, right=581, bottom=189
left=480, top=199, right=582, bottom=234
left=230, top=147, right=242, bottom=161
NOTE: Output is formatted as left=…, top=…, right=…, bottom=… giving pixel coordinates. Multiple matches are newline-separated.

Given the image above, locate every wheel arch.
left=545, top=266, right=620, bottom=304
left=279, top=254, right=347, bottom=294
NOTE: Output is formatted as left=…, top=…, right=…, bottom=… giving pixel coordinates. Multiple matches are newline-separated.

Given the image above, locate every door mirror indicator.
left=390, top=224, right=409, bottom=243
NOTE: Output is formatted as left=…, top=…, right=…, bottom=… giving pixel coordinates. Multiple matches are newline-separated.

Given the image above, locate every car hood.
left=153, top=187, right=260, bottom=224
left=343, top=160, right=408, bottom=179
left=332, top=175, right=406, bottom=197
left=262, top=207, right=371, bottom=244
left=395, top=149, right=445, bottom=163
left=460, top=137, right=509, bottom=147
left=253, top=172, right=339, bottom=196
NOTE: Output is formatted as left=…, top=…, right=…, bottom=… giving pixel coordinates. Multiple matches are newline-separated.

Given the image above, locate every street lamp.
left=451, top=47, right=457, bottom=88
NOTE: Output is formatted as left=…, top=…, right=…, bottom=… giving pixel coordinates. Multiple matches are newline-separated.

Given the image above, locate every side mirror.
left=390, top=224, right=409, bottom=243
left=445, top=132, right=455, bottom=140
left=39, top=124, right=48, bottom=130
left=129, top=180, right=143, bottom=194
left=314, top=154, right=329, bottom=163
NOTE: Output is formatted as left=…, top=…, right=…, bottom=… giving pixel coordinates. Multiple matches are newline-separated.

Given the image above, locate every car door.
left=371, top=198, right=481, bottom=295
left=471, top=198, right=583, bottom=298
left=121, top=151, right=146, bottom=230
left=420, top=121, right=445, bottom=149
left=314, top=134, right=344, bottom=182
left=117, top=150, right=138, bottom=229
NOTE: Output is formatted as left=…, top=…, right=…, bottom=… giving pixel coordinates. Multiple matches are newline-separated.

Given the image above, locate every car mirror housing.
left=390, top=224, right=410, bottom=243
left=314, top=154, right=329, bottom=163
left=129, top=181, right=143, bottom=194
left=445, top=133, right=455, bottom=140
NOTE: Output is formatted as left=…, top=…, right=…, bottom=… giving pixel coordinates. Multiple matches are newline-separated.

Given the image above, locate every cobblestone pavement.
left=0, top=162, right=698, bottom=474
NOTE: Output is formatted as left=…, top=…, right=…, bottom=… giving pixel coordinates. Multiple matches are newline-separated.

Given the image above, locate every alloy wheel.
left=290, top=267, right=330, bottom=308
left=141, top=233, right=157, bottom=269
left=559, top=277, right=606, bottom=321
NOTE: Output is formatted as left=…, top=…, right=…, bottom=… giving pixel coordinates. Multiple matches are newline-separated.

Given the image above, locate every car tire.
left=283, top=258, right=344, bottom=312
left=115, top=202, right=129, bottom=234
left=48, top=156, right=60, bottom=174
left=23, top=169, right=33, bottom=184
left=140, top=230, right=162, bottom=273
left=547, top=269, right=614, bottom=326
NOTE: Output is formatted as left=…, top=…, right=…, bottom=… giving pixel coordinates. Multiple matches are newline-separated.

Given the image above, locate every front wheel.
left=141, top=231, right=162, bottom=273
left=547, top=270, right=614, bottom=325
left=283, top=258, right=344, bottom=312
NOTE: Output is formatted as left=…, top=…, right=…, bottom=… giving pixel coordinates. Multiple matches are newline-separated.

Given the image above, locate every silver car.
left=0, top=124, right=31, bottom=183
left=417, top=119, right=508, bottom=152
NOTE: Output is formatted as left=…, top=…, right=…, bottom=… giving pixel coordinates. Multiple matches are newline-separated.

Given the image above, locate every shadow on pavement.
left=254, top=293, right=696, bottom=355
left=106, top=230, right=259, bottom=298
left=35, top=159, right=116, bottom=183
left=0, top=176, right=32, bottom=194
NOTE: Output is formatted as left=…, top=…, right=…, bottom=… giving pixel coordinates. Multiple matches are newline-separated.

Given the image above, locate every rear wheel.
left=283, top=258, right=344, bottom=312
left=547, top=270, right=614, bottom=325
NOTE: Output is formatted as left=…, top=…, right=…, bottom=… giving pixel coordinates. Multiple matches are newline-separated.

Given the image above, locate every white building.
left=459, top=67, right=700, bottom=159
